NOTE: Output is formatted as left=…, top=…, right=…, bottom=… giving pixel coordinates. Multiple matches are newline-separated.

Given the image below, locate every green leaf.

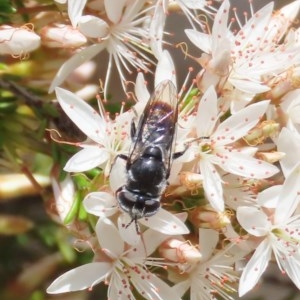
left=0, top=0, right=16, bottom=13
left=63, top=191, right=81, bottom=225
left=73, top=173, right=91, bottom=190
left=0, top=0, right=16, bottom=24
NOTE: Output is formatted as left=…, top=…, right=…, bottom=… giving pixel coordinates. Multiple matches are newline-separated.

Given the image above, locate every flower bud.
left=40, top=24, right=87, bottom=48
left=243, top=120, right=280, bottom=146
left=0, top=25, right=40, bottom=56
left=159, top=238, right=202, bottom=263
left=189, top=206, right=231, bottom=229
left=256, top=151, right=286, bottom=164
left=50, top=175, right=75, bottom=223
left=266, top=76, right=295, bottom=100
left=179, top=171, right=203, bottom=192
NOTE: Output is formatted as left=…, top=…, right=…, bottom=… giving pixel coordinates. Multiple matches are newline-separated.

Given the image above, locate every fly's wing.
left=128, top=80, right=178, bottom=171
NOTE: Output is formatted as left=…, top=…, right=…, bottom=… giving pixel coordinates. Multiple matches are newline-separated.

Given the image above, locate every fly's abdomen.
left=145, top=101, right=176, bottom=148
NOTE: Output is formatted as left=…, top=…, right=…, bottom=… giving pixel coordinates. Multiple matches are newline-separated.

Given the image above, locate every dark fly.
left=116, top=79, right=180, bottom=227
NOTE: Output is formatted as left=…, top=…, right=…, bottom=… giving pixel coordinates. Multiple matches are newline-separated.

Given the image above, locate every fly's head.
left=116, top=187, right=160, bottom=221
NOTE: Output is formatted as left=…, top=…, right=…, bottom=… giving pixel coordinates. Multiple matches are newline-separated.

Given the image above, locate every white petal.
left=220, top=151, right=279, bottom=179
left=233, top=3, right=274, bottom=54
left=109, top=156, right=127, bottom=192
left=230, top=91, right=254, bottom=113
left=55, top=87, right=105, bottom=142
left=117, top=213, right=141, bottom=246
left=237, top=206, right=270, bottom=236
left=150, top=3, right=165, bottom=59
left=78, top=15, right=109, bottom=38
left=122, top=0, right=146, bottom=21
left=108, top=272, right=134, bottom=300
left=211, top=0, right=230, bottom=55
left=238, top=239, right=272, bottom=297
left=47, top=262, right=111, bottom=293
left=212, top=100, right=270, bottom=145
left=64, top=147, right=109, bottom=172
left=104, top=0, right=126, bottom=23
left=171, top=280, right=190, bottom=298
left=277, top=127, right=300, bottom=177
left=174, top=212, right=188, bottom=223
left=229, top=77, right=270, bottom=94
left=277, top=252, right=300, bottom=289
left=139, top=209, right=189, bottom=235
left=275, top=162, right=300, bottom=223
left=196, top=85, right=219, bottom=137
left=83, top=192, right=117, bottom=217
left=257, top=185, right=281, bottom=208
left=49, top=44, right=105, bottom=92
left=128, top=222, right=178, bottom=261
left=200, top=160, right=224, bottom=212
left=183, top=0, right=206, bottom=9
left=132, top=228, right=168, bottom=257
left=155, top=50, right=177, bottom=88
left=222, top=223, right=254, bottom=252
left=131, top=271, right=182, bottom=300
left=96, top=218, right=124, bottom=257
left=135, top=72, right=150, bottom=103
left=68, top=0, right=87, bottom=27
left=272, top=1, right=300, bottom=41
left=199, top=228, right=219, bottom=261
left=185, top=29, right=212, bottom=54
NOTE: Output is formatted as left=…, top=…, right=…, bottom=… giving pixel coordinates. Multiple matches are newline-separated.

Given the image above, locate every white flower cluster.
left=47, top=1, right=300, bottom=299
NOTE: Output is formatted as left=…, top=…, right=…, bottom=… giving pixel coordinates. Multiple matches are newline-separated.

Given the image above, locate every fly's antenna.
left=125, top=217, right=134, bottom=228
left=125, top=217, right=148, bottom=257
left=134, top=216, right=140, bottom=235
left=125, top=216, right=141, bottom=235
left=140, top=228, right=148, bottom=257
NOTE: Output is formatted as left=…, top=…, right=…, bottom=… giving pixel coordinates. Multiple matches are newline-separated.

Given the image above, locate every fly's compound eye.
left=142, top=198, right=160, bottom=217
left=116, top=187, right=160, bottom=219
left=116, top=188, right=136, bottom=215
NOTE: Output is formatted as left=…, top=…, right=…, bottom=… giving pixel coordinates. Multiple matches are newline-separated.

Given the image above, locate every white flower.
left=185, top=0, right=300, bottom=112
left=47, top=218, right=183, bottom=300
left=186, top=86, right=278, bottom=211
left=50, top=0, right=155, bottom=97
left=172, top=229, right=241, bottom=300
left=237, top=162, right=300, bottom=296
left=0, top=25, right=40, bottom=56
left=222, top=173, right=257, bottom=210
left=185, top=0, right=232, bottom=90
left=150, top=0, right=217, bottom=58
left=74, top=49, right=189, bottom=243
left=55, top=87, right=131, bottom=176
